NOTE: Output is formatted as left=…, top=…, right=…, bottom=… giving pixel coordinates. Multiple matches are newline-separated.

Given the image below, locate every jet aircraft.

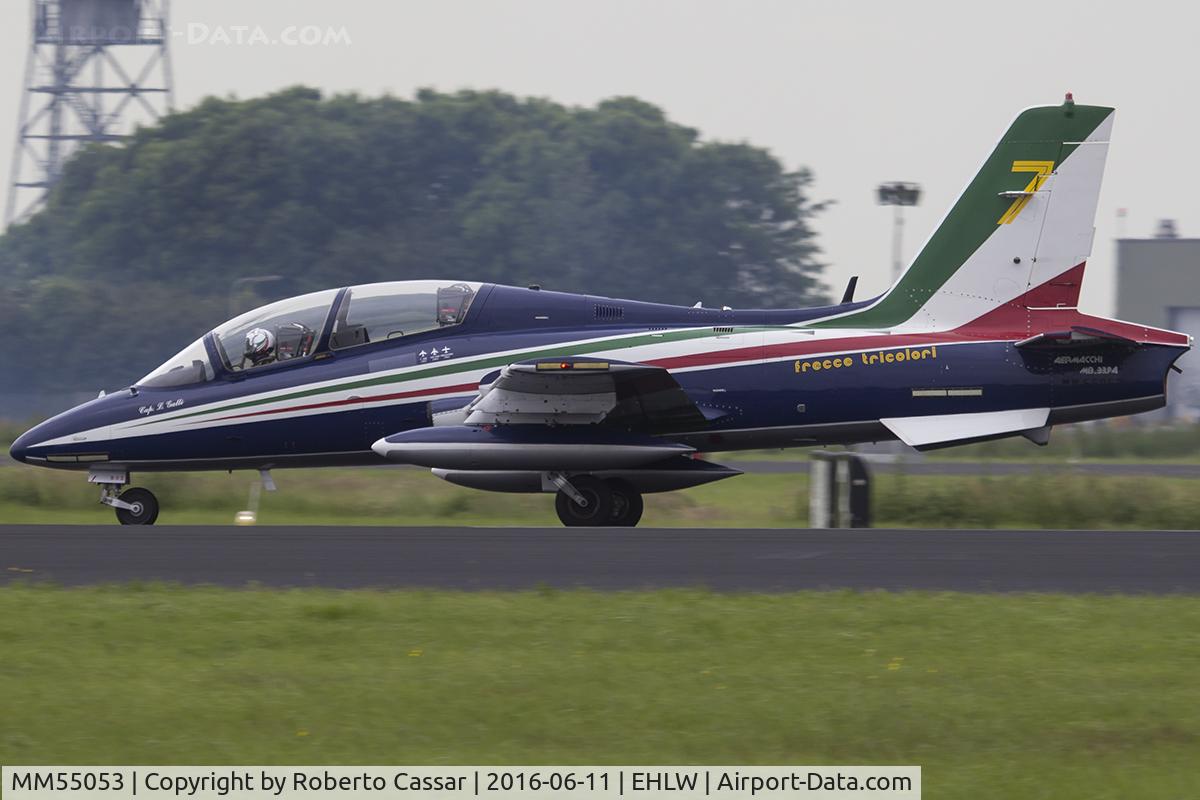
left=10, top=97, right=1190, bottom=526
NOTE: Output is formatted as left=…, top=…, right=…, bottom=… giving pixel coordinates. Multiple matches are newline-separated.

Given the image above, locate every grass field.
left=0, top=586, right=1197, bottom=798
left=3, top=463, right=1200, bottom=529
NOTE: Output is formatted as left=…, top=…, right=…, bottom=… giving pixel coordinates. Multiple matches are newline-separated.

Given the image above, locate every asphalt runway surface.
left=2, top=525, right=1198, bottom=593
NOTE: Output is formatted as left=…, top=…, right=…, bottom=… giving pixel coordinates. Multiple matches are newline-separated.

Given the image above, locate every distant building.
left=1116, top=228, right=1200, bottom=420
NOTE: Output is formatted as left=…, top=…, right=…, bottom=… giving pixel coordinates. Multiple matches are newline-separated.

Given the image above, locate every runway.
left=2, top=525, right=1198, bottom=593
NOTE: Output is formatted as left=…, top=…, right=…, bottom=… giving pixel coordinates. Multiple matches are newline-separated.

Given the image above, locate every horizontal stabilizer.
left=1016, top=326, right=1139, bottom=349
left=881, top=407, right=1050, bottom=449
left=1070, top=325, right=1139, bottom=345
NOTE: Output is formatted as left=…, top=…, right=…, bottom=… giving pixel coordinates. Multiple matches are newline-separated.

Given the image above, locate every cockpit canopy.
left=330, top=281, right=477, bottom=350
left=137, top=280, right=481, bottom=388
left=212, top=288, right=341, bottom=372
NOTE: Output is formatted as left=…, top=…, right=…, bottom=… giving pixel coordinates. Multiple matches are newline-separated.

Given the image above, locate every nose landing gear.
left=90, top=467, right=159, bottom=525
left=110, top=487, right=160, bottom=526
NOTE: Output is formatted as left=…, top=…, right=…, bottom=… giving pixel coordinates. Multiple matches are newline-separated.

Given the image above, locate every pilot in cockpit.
left=243, top=327, right=277, bottom=367
left=242, top=323, right=316, bottom=369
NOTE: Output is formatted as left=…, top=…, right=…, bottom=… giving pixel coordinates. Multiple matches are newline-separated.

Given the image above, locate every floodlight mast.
left=876, top=181, right=921, bottom=281
left=5, top=0, right=174, bottom=227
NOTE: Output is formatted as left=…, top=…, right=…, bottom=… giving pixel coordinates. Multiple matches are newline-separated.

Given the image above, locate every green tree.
left=0, top=87, right=827, bottom=396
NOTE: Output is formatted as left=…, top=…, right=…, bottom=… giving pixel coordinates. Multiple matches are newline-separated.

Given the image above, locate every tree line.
left=0, top=86, right=828, bottom=394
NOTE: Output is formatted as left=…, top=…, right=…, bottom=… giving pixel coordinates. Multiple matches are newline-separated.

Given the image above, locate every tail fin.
left=817, top=97, right=1114, bottom=331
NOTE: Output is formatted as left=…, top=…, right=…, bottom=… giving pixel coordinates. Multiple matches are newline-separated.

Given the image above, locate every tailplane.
left=816, top=96, right=1114, bottom=331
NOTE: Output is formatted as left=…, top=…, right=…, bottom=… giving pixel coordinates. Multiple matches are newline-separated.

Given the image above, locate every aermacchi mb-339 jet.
left=9, top=97, right=1191, bottom=526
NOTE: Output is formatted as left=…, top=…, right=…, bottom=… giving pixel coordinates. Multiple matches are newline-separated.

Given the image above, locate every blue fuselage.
left=9, top=283, right=1186, bottom=471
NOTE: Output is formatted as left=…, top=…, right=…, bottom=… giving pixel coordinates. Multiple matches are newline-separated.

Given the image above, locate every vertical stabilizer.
left=816, top=97, right=1114, bottom=331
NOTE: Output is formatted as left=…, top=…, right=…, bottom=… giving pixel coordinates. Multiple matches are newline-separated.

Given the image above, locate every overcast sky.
left=2, top=0, right=1195, bottom=315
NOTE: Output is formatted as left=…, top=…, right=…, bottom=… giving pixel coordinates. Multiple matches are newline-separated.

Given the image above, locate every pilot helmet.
left=244, top=327, right=276, bottom=365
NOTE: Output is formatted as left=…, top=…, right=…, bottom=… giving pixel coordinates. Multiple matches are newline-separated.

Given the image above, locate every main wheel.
left=554, top=476, right=612, bottom=527
left=115, top=487, right=159, bottom=526
left=605, top=479, right=644, bottom=527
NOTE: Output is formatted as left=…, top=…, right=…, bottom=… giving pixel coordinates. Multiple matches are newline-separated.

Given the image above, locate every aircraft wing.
left=881, top=407, right=1050, bottom=451
left=456, top=357, right=710, bottom=432
left=373, top=358, right=714, bottom=470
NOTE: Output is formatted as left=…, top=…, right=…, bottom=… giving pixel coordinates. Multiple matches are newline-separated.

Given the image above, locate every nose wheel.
left=114, top=488, right=160, bottom=525
left=91, top=467, right=158, bottom=525
left=99, top=482, right=160, bottom=525
left=552, top=475, right=644, bottom=527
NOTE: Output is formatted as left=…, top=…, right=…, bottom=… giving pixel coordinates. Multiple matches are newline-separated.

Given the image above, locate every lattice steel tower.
left=5, top=0, right=173, bottom=225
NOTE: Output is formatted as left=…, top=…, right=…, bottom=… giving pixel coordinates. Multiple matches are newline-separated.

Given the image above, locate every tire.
left=115, top=487, right=159, bottom=526
left=554, top=475, right=612, bottom=527
left=605, top=479, right=644, bottom=527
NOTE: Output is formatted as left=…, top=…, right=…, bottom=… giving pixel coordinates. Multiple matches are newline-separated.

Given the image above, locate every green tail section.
left=815, top=99, right=1113, bottom=329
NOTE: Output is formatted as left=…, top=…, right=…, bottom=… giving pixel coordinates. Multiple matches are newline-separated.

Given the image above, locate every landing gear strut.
left=553, top=475, right=611, bottom=526
left=91, top=467, right=159, bottom=525
left=551, top=474, right=644, bottom=527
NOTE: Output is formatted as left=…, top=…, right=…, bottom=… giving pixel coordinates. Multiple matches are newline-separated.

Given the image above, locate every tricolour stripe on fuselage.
left=35, top=330, right=1009, bottom=452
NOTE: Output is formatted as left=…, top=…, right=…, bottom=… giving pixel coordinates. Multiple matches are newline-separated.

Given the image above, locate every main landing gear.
left=90, top=467, right=159, bottom=525
left=550, top=474, right=644, bottom=527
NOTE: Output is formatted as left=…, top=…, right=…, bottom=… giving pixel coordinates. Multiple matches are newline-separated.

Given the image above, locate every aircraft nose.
left=9, top=416, right=63, bottom=464
left=9, top=428, right=34, bottom=464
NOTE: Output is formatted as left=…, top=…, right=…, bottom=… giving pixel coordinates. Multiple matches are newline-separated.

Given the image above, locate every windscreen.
left=137, top=338, right=214, bottom=387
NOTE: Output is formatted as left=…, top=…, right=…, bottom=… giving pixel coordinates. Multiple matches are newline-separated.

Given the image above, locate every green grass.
left=4, top=464, right=1200, bottom=529
left=0, top=586, right=1198, bottom=798
left=0, top=466, right=802, bottom=528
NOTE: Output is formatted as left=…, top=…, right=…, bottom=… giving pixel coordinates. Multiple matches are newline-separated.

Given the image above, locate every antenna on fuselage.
left=840, top=276, right=859, bottom=304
